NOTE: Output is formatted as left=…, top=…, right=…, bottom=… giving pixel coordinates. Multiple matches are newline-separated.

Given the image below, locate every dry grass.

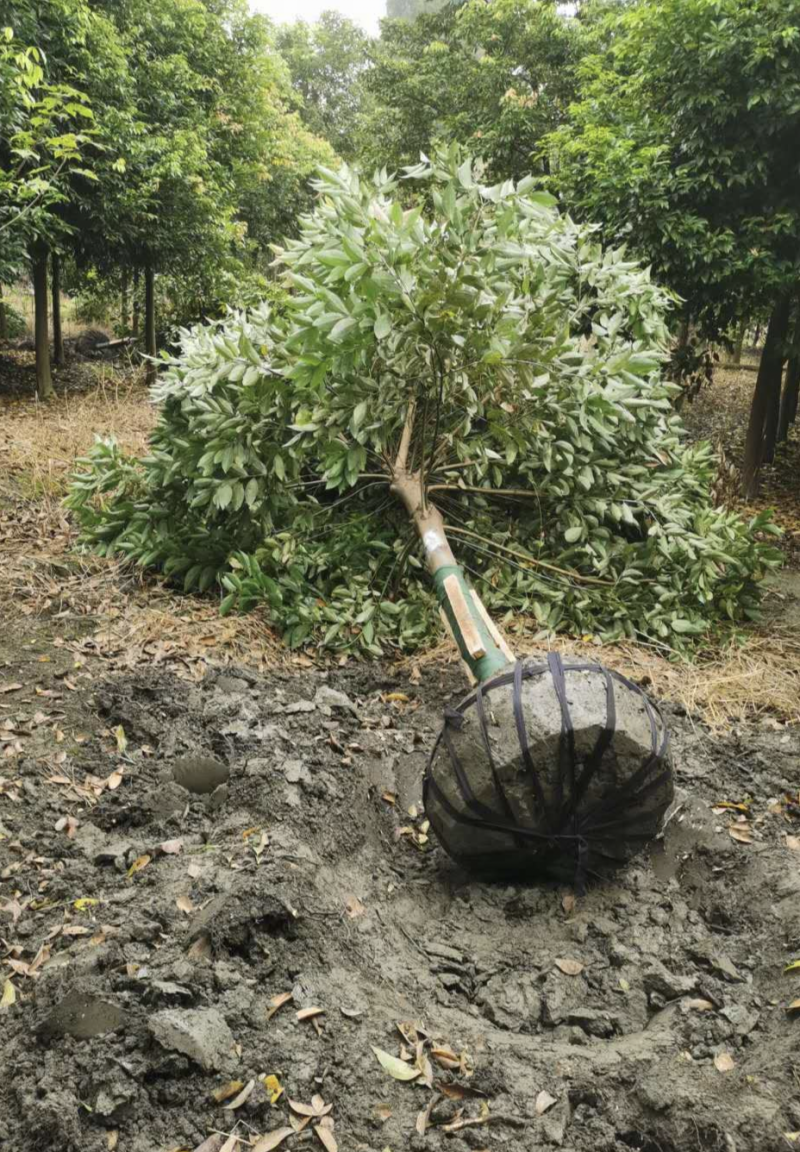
left=1, top=353, right=800, bottom=727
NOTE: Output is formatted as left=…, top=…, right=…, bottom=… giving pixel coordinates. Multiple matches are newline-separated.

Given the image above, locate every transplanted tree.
left=545, top=0, right=800, bottom=495
left=68, top=150, right=780, bottom=657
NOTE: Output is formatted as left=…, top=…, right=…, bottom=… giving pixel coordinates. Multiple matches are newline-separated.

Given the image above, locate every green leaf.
left=372, top=1047, right=421, bottom=1081
left=374, top=314, right=392, bottom=340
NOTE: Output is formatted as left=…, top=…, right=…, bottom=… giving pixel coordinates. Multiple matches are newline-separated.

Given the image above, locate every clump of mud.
left=1, top=659, right=799, bottom=1152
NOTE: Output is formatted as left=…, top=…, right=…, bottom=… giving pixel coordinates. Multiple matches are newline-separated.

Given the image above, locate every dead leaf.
left=536, top=1091, right=557, bottom=1115
left=381, top=791, right=397, bottom=805
left=219, top=1136, right=238, bottom=1152
left=683, top=998, right=714, bottom=1013
left=561, top=893, right=575, bottom=915
left=160, top=839, right=183, bottom=855
left=345, top=895, right=366, bottom=919
left=384, top=692, right=410, bottom=703
left=0, top=684, right=22, bottom=694
left=212, top=1081, right=245, bottom=1104
left=340, top=1006, right=364, bottom=1019
left=728, top=824, right=752, bottom=844
left=74, top=898, right=99, bottom=911
left=113, top=725, right=127, bottom=754
left=787, top=999, right=800, bottom=1014
left=785, top=960, right=800, bottom=975
left=1, top=979, right=16, bottom=1008
left=252, top=1129, right=294, bottom=1152
left=554, top=957, right=584, bottom=976
left=264, top=1075, right=283, bottom=1105
left=372, top=1046, right=421, bottom=1081
left=266, top=991, right=293, bottom=1021
left=297, top=1006, right=325, bottom=1022
left=176, top=894, right=195, bottom=915
left=314, top=1122, right=337, bottom=1152
left=431, top=1045, right=461, bottom=1071
left=107, top=1131, right=119, bottom=1151
left=787, top=836, right=800, bottom=852
left=374, top=1104, right=392, bottom=1122
left=106, top=770, right=124, bottom=790
left=714, top=1052, right=735, bottom=1073
left=416, top=1094, right=439, bottom=1135
left=224, top=1079, right=255, bottom=1110
left=127, top=854, right=152, bottom=879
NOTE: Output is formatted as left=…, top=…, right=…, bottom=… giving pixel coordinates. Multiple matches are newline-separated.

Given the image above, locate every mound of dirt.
left=1, top=655, right=800, bottom=1152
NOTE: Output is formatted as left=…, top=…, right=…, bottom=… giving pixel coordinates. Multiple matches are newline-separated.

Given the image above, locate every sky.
left=250, top=0, right=382, bottom=36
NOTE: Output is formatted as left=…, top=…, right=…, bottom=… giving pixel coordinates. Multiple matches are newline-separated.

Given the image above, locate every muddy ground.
left=2, top=616, right=800, bottom=1152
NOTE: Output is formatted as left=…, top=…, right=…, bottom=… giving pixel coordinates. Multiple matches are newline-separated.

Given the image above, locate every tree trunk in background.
left=762, top=360, right=785, bottom=464
left=733, top=318, right=747, bottom=365
left=741, top=296, right=791, bottom=497
left=778, top=355, right=800, bottom=444
left=677, top=317, right=690, bottom=349
left=51, top=252, right=63, bottom=367
left=31, top=244, right=53, bottom=400
left=144, top=263, right=156, bottom=386
left=132, top=265, right=140, bottom=338
left=121, top=266, right=130, bottom=334
left=0, top=285, right=7, bottom=341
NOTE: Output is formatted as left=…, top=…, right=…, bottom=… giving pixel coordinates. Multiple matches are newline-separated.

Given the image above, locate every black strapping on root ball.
left=423, top=653, right=673, bottom=889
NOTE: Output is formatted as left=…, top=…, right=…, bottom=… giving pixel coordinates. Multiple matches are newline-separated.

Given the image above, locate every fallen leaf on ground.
left=107, top=1131, right=119, bottom=1151
left=345, top=895, right=366, bottom=918
left=1, top=979, right=16, bottom=1008
left=431, top=1045, right=460, bottom=1071
left=728, top=824, right=752, bottom=844
left=106, top=769, right=124, bottom=790
left=297, top=1006, right=325, bottom=1022
left=264, top=1075, right=283, bottom=1105
left=416, top=1094, right=439, bottom=1135
left=266, top=991, right=293, bottom=1021
left=219, top=1136, right=238, bottom=1152
left=714, top=1053, right=735, bottom=1073
left=188, top=932, right=212, bottom=960
left=176, top=894, right=194, bottom=915
left=212, top=1081, right=244, bottom=1104
left=160, top=839, right=183, bottom=855
left=340, top=1006, right=364, bottom=1019
left=787, top=836, right=800, bottom=852
left=787, top=999, right=800, bottom=1014
left=224, top=1079, right=255, bottom=1110
left=561, top=893, right=575, bottom=915
left=683, top=998, right=714, bottom=1013
left=74, top=898, right=99, bottom=911
left=381, top=791, right=396, bottom=805
left=554, top=957, right=584, bottom=976
left=113, top=725, right=127, bottom=754
left=314, top=1123, right=337, bottom=1152
left=127, top=854, right=152, bottom=878
left=785, top=960, right=800, bottom=975
left=536, top=1091, right=557, bottom=1115
left=252, top=1129, right=294, bottom=1152
left=383, top=692, right=410, bottom=703
left=372, top=1046, right=421, bottom=1081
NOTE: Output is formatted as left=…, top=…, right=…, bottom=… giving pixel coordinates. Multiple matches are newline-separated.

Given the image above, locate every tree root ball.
left=423, top=657, right=674, bottom=881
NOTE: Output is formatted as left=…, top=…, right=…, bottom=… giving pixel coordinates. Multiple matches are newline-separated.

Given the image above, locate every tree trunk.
left=733, top=318, right=747, bottom=365
left=31, top=244, right=54, bottom=400
left=0, top=285, right=7, bottom=341
left=132, top=266, right=140, bottom=338
left=121, top=266, right=130, bottom=334
left=144, top=262, right=157, bottom=385
left=677, top=317, right=690, bottom=350
left=778, top=355, right=800, bottom=444
left=51, top=252, right=63, bottom=367
left=741, top=296, right=791, bottom=497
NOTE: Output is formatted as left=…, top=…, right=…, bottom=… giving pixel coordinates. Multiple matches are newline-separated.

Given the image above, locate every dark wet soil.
left=2, top=618, right=800, bottom=1152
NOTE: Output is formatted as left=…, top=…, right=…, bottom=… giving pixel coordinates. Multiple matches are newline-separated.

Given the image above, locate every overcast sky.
left=250, top=0, right=382, bottom=35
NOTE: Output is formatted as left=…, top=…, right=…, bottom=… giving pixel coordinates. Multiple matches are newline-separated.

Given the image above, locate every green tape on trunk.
left=433, top=564, right=510, bottom=683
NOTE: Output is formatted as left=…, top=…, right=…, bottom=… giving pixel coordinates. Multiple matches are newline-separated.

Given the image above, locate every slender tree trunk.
left=778, top=355, right=800, bottom=444
left=733, top=318, right=747, bottom=365
left=144, top=262, right=157, bottom=385
left=31, top=244, right=54, bottom=400
left=741, top=296, right=791, bottom=497
left=121, top=266, right=130, bottom=335
left=132, top=265, right=140, bottom=339
left=0, top=285, right=7, bottom=341
left=51, top=252, right=63, bottom=367
left=677, top=317, right=690, bottom=350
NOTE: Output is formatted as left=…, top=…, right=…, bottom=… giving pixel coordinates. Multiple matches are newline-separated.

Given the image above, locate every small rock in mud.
left=35, top=989, right=126, bottom=1038
left=148, top=1007, right=235, bottom=1070
left=172, top=754, right=230, bottom=795
left=314, top=685, right=357, bottom=715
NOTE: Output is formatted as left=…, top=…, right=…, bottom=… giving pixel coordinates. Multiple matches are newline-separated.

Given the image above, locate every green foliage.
left=545, top=0, right=800, bottom=339
left=359, top=0, right=583, bottom=180
left=67, top=150, right=781, bottom=655
left=276, top=12, right=370, bottom=159
left=386, top=0, right=448, bottom=20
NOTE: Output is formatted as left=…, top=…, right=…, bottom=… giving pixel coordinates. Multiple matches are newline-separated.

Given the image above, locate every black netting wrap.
left=423, top=654, right=673, bottom=888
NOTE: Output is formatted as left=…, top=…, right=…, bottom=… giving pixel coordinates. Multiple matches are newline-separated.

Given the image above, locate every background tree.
left=276, top=11, right=370, bottom=160
left=544, top=0, right=800, bottom=494
left=359, top=0, right=582, bottom=180
left=385, top=0, right=448, bottom=19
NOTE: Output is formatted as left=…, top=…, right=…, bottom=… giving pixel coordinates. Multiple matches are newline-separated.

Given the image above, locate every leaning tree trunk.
left=31, top=243, right=54, bottom=400
left=144, top=263, right=157, bottom=386
left=132, top=266, right=141, bottom=338
left=779, top=352, right=800, bottom=444
left=741, top=296, right=791, bottom=498
left=51, top=251, right=63, bottom=367
left=121, top=266, right=130, bottom=335
left=0, top=285, right=7, bottom=341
